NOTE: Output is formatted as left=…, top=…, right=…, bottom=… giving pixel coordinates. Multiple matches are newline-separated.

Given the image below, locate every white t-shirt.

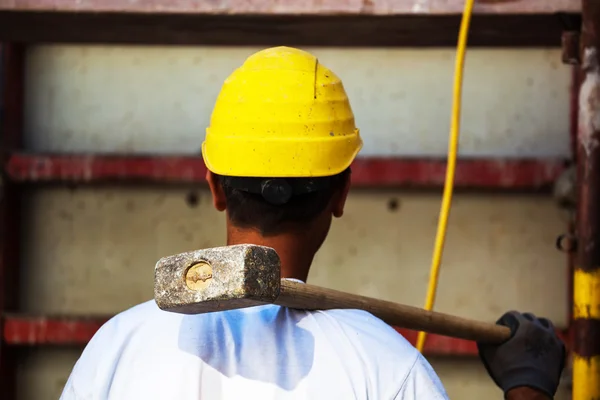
left=60, top=296, right=449, bottom=399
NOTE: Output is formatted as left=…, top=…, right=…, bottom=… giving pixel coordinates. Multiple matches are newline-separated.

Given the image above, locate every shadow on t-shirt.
left=178, top=304, right=315, bottom=391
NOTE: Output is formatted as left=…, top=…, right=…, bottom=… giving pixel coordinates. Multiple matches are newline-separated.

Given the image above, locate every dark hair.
left=215, top=169, right=350, bottom=236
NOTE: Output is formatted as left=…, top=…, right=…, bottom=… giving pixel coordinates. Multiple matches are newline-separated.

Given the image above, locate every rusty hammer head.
left=154, top=244, right=281, bottom=314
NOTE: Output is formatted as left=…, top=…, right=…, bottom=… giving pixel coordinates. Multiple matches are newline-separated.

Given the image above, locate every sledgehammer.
left=154, top=244, right=511, bottom=344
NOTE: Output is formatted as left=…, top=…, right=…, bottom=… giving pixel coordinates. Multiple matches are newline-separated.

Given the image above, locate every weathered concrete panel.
left=24, top=46, right=570, bottom=157
left=17, top=349, right=80, bottom=400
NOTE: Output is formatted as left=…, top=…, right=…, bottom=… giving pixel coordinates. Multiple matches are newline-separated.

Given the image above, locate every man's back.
left=60, top=300, right=448, bottom=399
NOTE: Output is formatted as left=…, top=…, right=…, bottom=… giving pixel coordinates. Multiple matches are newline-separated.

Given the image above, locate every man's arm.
left=506, top=387, right=551, bottom=400
left=477, top=311, right=566, bottom=399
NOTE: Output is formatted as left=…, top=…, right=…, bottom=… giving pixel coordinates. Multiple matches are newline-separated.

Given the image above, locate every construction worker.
left=59, top=47, right=565, bottom=400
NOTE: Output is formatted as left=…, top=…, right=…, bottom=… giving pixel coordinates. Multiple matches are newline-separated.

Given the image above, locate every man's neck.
left=506, top=387, right=551, bottom=400
left=226, top=226, right=317, bottom=282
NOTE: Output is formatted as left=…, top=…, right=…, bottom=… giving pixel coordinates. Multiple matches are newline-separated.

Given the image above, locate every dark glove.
left=477, top=311, right=566, bottom=398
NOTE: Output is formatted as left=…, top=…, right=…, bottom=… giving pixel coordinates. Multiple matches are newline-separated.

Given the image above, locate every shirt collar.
left=282, top=278, right=305, bottom=284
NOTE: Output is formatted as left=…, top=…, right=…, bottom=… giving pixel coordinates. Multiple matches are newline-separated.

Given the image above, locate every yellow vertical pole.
left=573, top=1, right=600, bottom=398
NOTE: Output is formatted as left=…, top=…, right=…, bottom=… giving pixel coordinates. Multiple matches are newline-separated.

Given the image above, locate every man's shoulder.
left=77, top=299, right=191, bottom=365
left=61, top=300, right=174, bottom=398
left=110, top=299, right=167, bottom=322
left=306, top=308, right=448, bottom=398
left=308, top=309, right=421, bottom=370
left=95, top=300, right=173, bottom=336
left=313, top=308, right=416, bottom=350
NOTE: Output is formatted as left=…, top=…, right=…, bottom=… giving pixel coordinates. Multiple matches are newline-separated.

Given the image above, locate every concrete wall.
left=17, top=45, right=572, bottom=399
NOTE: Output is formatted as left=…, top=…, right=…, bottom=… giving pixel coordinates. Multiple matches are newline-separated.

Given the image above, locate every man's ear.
left=206, top=171, right=227, bottom=212
left=332, top=173, right=351, bottom=218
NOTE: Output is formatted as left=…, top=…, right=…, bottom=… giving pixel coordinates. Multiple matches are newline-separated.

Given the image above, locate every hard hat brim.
left=202, top=129, right=363, bottom=178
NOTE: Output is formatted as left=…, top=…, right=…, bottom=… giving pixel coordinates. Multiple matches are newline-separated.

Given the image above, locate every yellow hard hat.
left=202, top=46, right=363, bottom=178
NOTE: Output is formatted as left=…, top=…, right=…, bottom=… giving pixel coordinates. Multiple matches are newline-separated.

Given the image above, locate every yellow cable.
left=415, top=0, right=475, bottom=353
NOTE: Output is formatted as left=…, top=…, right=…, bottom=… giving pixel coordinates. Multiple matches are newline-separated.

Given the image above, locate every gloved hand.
left=477, top=311, right=566, bottom=398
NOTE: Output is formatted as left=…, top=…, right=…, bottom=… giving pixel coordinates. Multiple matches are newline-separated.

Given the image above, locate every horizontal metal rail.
left=5, top=154, right=567, bottom=189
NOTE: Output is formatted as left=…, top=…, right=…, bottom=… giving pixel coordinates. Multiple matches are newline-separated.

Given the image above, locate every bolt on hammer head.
left=154, top=244, right=281, bottom=314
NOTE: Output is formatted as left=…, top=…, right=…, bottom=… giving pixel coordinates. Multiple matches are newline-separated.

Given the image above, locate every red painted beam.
left=350, top=157, right=566, bottom=189
left=5, top=154, right=566, bottom=189
left=395, top=328, right=478, bottom=356
left=3, top=315, right=109, bottom=346
left=7, top=154, right=207, bottom=184
left=1, top=315, right=571, bottom=357
left=0, top=44, right=25, bottom=400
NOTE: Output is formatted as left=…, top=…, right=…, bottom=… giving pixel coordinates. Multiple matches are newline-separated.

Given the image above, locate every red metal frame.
left=3, top=316, right=109, bottom=346
left=6, top=153, right=566, bottom=189
left=0, top=43, right=24, bottom=400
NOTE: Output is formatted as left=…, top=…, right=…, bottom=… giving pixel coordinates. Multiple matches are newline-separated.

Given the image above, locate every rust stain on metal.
left=573, top=319, right=600, bottom=357
left=578, top=46, right=600, bottom=158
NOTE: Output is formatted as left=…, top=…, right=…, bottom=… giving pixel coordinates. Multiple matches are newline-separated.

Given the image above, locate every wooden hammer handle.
left=277, top=280, right=511, bottom=343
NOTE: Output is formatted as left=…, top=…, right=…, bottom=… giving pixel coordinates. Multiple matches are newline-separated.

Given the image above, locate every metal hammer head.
left=154, top=244, right=281, bottom=314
